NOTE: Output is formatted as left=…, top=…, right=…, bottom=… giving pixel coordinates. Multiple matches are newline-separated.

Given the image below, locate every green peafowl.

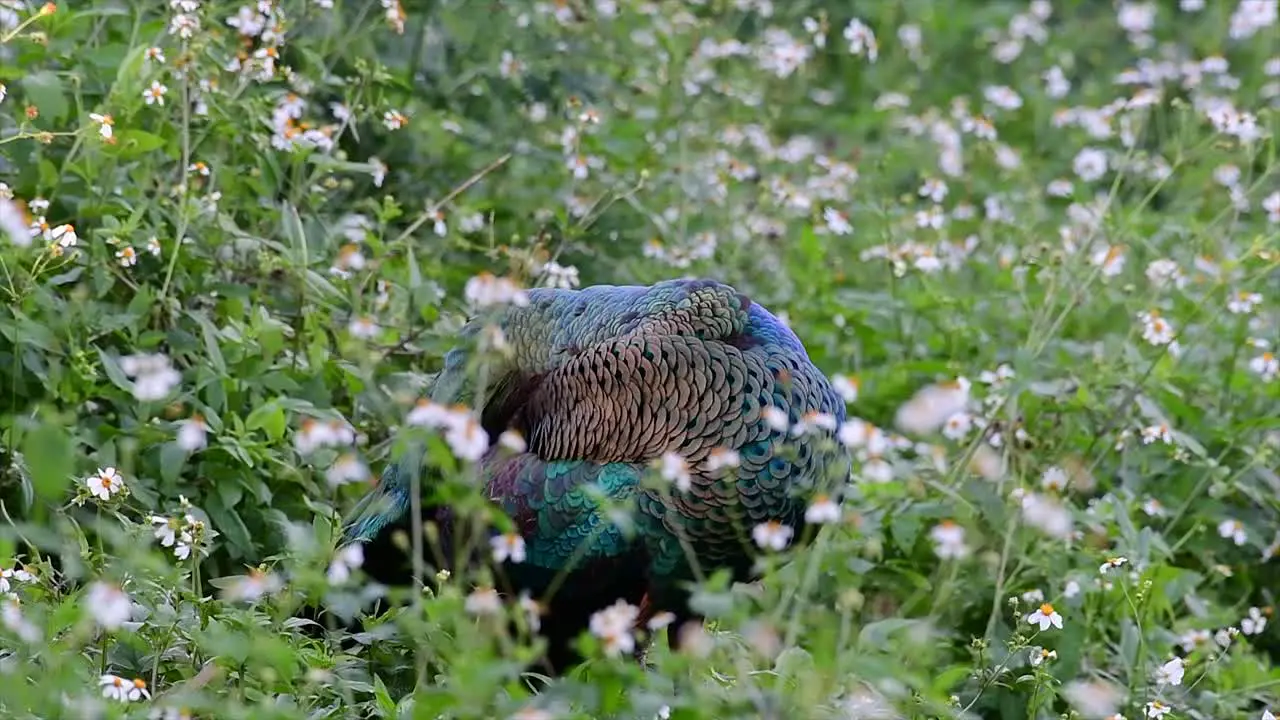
left=338, top=278, right=851, bottom=672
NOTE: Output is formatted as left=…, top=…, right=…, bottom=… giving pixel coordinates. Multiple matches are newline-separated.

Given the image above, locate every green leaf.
left=245, top=401, right=287, bottom=442
left=204, top=492, right=253, bottom=558
left=21, top=71, right=69, bottom=123
left=159, top=441, right=187, bottom=485
left=190, top=312, right=227, bottom=374
left=113, top=129, right=168, bottom=158
left=95, top=346, right=134, bottom=393
left=889, top=509, right=923, bottom=554
left=22, top=421, right=74, bottom=502
left=372, top=675, right=396, bottom=718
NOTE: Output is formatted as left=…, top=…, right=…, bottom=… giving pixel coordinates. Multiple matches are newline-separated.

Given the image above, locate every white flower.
left=177, top=415, right=208, bottom=451
left=464, top=587, right=502, bottom=616
left=2, top=597, right=39, bottom=643
left=382, top=109, right=407, bottom=130
left=1177, top=628, right=1211, bottom=652
left=1215, top=626, right=1239, bottom=648
left=49, top=223, right=78, bottom=249
left=1021, top=493, right=1073, bottom=539
left=143, top=81, right=168, bottom=106
left=805, top=494, right=841, bottom=524
left=327, top=544, right=365, bottom=585
left=1251, top=351, right=1278, bottom=382
left=762, top=405, right=789, bottom=432
left=1043, top=65, right=1071, bottom=98
left=831, top=374, right=859, bottom=403
left=1228, top=290, right=1263, bottom=314
left=983, top=85, right=1023, bottom=111
left=837, top=418, right=871, bottom=448
left=1088, top=246, right=1125, bottom=280
left=823, top=207, right=852, bottom=235
left=1041, top=466, right=1069, bottom=492
left=86, top=467, right=124, bottom=501
left=86, top=582, right=132, bottom=630
left=369, top=157, right=387, bottom=187
left=1241, top=606, right=1268, bottom=635
left=151, top=516, right=178, bottom=547
left=1027, top=602, right=1064, bottom=631
left=751, top=521, right=793, bottom=551
left=89, top=112, right=115, bottom=140
left=1265, top=190, right=1280, bottom=222
left=1073, top=147, right=1109, bottom=182
left=1141, top=423, right=1172, bottom=445
left=294, top=417, right=357, bottom=455
left=347, top=315, right=379, bottom=340
left=842, top=18, right=878, bottom=61
left=326, top=453, right=370, bottom=487
left=221, top=569, right=283, bottom=602
left=174, top=529, right=194, bottom=560
left=1029, top=646, right=1057, bottom=666
left=1154, top=656, right=1184, bottom=686
left=1144, top=700, right=1171, bottom=719
left=428, top=209, right=447, bottom=236
left=894, top=378, right=971, bottom=435
left=0, top=197, right=30, bottom=248
left=463, top=272, right=530, bottom=308
left=1063, top=679, right=1123, bottom=719
left=919, top=178, right=948, bottom=203
left=941, top=412, right=972, bottom=440
left=518, top=591, right=543, bottom=633
left=444, top=417, right=489, bottom=462
left=499, top=429, right=527, bottom=452
left=100, top=675, right=150, bottom=702
left=119, top=352, right=182, bottom=401
left=1138, top=310, right=1175, bottom=346
left=703, top=447, right=740, bottom=473
left=498, top=50, right=523, bottom=79
left=116, top=246, right=138, bottom=267
left=1218, top=518, right=1247, bottom=546
left=1099, top=557, right=1129, bottom=574
left=490, top=532, right=527, bottom=564
left=589, top=599, right=640, bottom=657
left=861, top=456, right=894, bottom=484
left=930, top=520, right=969, bottom=559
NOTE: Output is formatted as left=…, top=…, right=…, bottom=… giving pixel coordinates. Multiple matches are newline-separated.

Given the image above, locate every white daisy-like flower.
left=752, top=520, right=794, bottom=551
left=1027, top=602, right=1064, bottom=631
left=804, top=494, right=841, bottom=524
left=1154, top=656, right=1184, bottom=686
left=490, top=532, right=527, bottom=564
left=100, top=674, right=150, bottom=702
left=86, top=582, right=132, bottom=630
left=86, top=467, right=124, bottom=501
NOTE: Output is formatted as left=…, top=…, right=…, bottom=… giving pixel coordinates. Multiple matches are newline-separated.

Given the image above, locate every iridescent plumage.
left=341, top=278, right=850, bottom=669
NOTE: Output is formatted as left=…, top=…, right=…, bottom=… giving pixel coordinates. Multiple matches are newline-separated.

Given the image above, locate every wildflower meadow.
left=1, top=0, right=1279, bottom=718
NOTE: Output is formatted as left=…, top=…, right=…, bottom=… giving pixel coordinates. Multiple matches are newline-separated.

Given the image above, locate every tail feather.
left=339, top=440, right=425, bottom=546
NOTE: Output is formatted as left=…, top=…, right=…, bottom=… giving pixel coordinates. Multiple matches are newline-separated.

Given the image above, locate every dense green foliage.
left=0, top=0, right=1278, bottom=718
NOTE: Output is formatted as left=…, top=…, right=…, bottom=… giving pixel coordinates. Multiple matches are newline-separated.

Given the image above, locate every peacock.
left=338, top=277, right=851, bottom=671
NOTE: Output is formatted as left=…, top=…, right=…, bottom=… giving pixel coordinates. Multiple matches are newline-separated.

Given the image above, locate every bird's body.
left=341, top=278, right=850, bottom=671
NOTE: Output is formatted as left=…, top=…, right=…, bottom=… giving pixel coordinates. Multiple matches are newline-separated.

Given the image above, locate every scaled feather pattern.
left=340, top=278, right=851, bottom=668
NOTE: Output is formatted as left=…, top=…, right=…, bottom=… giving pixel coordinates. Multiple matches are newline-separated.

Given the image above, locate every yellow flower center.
left=1039, top=603, right=1054, bottom=615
